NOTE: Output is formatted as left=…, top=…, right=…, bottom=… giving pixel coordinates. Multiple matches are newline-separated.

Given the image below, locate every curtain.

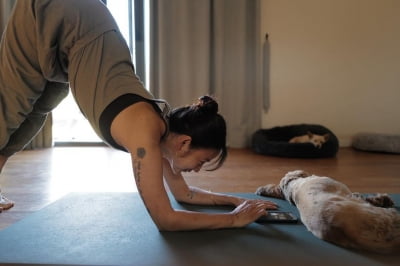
left=1, top=0, right=53, bottom=150
left=149, top=0, right=262, bottom=148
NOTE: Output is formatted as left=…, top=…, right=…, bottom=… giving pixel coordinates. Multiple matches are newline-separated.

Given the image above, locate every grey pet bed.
left=251, top=124, right=339, bottom=158
left=352, top=133, right=400, bottom=154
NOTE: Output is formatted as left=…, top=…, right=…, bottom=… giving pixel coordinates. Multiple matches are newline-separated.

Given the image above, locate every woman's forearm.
left=156, top=208, right=236, bottom=231
left=175, top=186, right=244, bottom=206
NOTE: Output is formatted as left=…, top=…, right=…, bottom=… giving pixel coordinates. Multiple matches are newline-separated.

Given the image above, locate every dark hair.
left=168, top=96, right=227, bottom=170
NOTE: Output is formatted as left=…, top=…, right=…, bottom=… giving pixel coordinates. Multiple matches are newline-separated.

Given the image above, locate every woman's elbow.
left=152, top=211, right=182, bottom=232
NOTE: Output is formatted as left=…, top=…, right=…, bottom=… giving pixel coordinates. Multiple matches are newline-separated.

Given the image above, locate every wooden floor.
left=0, top=146, right=399, bottom=230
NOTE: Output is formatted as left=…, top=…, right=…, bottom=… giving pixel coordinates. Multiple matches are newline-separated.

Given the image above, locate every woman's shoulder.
left=110, top=101, right=166, bottom=151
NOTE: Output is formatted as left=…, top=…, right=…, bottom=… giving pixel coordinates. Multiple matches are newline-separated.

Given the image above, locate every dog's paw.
left=255, top=184, right=275, bottom=196
left=366, top=193, right=395, bottom=208
left=256, top=184, right=283, bottom=199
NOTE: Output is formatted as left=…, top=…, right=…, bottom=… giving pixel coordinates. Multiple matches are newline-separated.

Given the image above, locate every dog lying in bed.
left=256, top=170, right=400, bottom=254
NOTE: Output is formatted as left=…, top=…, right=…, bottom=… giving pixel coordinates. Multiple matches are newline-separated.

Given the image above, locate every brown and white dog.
left=256, top=170, right=400, bottom=254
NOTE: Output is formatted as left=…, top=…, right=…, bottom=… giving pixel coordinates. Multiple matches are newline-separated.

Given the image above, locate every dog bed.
left=251, top=124, right=339, bottom=158
left=352, top=133, right=400, bottom=154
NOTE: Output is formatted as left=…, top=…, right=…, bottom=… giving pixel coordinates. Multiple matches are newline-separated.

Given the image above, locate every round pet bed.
left=251, top=124, right=339, bottom=158
left=352, top=133, right=400, bottom=154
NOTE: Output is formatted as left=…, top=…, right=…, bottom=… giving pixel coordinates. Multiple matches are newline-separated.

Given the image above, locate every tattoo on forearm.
left=187, top=190, right=195, bottom=200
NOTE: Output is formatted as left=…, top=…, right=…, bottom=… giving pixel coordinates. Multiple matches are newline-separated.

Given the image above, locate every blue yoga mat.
left=0, top=193, right=398, bottom=265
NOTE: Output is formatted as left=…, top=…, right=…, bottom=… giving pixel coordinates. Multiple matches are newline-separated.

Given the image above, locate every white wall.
left=260, top=0, right=400, bottom=146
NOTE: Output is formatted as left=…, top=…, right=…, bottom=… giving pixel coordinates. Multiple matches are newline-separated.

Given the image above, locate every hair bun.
left=196, top=95, right=218, bottom=115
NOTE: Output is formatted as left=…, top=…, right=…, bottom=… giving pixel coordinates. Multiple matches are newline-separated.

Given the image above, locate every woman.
left=0, top=0, right=277, bottom=229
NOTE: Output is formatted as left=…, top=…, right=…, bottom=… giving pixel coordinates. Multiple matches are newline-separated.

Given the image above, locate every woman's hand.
left=233, top=197, right=278, bottom=209
left=230, top=200, right=277, bottom=227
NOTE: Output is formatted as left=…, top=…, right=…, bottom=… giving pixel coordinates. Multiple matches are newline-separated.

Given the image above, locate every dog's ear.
left=255, top=184, right=284, bottom=199
left=323, top=133, right=330, bottom=141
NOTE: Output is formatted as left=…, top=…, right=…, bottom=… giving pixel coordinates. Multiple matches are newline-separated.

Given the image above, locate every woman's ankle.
left=0, top=155, right=8, bottom=172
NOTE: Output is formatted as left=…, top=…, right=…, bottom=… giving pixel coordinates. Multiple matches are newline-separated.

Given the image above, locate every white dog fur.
left=256, top=170, right=400, bottom=254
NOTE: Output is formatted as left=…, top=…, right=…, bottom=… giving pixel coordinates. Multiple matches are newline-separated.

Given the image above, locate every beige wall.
left=260, top=0, right=400, bottom=146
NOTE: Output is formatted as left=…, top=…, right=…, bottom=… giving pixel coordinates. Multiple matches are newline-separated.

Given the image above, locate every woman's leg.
left=0, top=82, right=69, bottom=157
left=0, top=82, right=69, bottom=211
left=0, top=155, right=13, bottom=211
left=0, top=155, right=7, bottom=171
